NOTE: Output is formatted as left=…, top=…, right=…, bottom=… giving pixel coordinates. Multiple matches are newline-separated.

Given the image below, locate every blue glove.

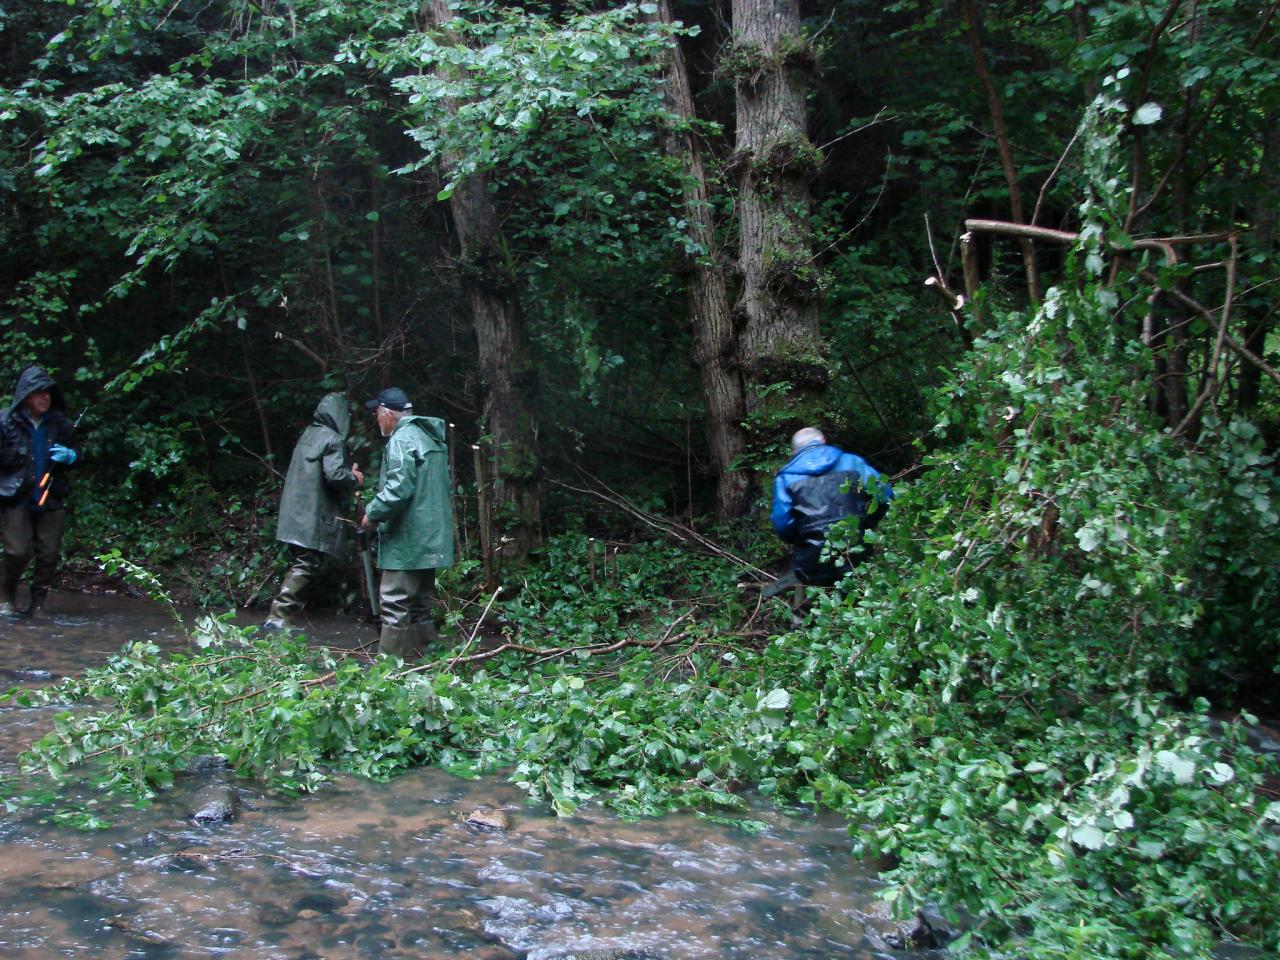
left=49, top=444, right=77, bottom=465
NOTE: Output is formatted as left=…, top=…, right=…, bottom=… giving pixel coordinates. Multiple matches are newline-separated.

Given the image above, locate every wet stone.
left=465, top=806, right=510, bottom=832
left=104, top=915, right=175, bottom=947
left=33, top=860, right=116, bottom=891
left=884, top=908, right=958, bottom=950
left=432, top=924, right=495, bottom=951
left=209, top=927, right=244, bottom=946
left=258, top=905, right=294, bottom=928
left=115, top=830, right=165, bottom=853
left=1, top=667, right=54, bottom=681
left=356, top=932, right=398, bottom=955
left=136, top=854, right=193, bottom=873
left=191, top=784, right=238, bottom=824
left=293, top=892, right=347, bottom=914
left=184, top=754, right=229, bottom=773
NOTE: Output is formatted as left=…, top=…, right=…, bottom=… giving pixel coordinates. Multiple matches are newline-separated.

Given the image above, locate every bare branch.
left=1173, top=234, right=1239, bottom=436
left=1031, top=127, right=1082, bottom=228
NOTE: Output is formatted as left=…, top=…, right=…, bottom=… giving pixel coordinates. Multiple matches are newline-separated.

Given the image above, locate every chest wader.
left=263, top=547, right=326, bottom=631
left=2, top=505, right=66, bottom=617
left=377, top=568, right=440, bottom=660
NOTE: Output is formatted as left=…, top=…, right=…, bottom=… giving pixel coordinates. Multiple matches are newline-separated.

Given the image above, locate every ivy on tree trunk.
left=730, top=0, right=828, bottom=444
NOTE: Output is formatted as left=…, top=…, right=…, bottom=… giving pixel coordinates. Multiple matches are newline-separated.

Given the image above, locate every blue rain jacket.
left=770, top=443, right=893, bottom=547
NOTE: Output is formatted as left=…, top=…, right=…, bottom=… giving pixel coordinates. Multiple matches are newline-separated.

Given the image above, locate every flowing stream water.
left=0, top=591, right=927, bottom=960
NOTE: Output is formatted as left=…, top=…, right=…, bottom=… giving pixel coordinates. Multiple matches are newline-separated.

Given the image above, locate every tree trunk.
left=448, top=176, right=542, bottom=561
left=962, top=0, right=1041, bottom=302
left=427, top=0, right=541, bottom=562
left=655, top=0, right=750, bottom=519
left=730, top=0, right=827, bottom=440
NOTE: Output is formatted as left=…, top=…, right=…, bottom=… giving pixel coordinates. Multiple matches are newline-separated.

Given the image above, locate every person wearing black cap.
left=360, top=386, right=454, bottom=658
left=0, top=365, right=79, bottom=617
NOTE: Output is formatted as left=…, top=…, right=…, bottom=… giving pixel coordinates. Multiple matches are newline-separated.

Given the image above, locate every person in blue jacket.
left=770, top=426, right=892, bottom=586
left=0, top=366, right=79, bottom=617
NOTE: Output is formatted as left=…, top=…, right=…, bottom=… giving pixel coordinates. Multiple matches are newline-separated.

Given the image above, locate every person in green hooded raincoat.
left=360, top=386, right=453, bottom=659
left=263, top=393, right=364, bottom=630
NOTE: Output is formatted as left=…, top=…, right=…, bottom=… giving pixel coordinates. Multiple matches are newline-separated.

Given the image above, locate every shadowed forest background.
left=2, top=0, right=1277, bottom=586
left=3, top=2, right=1280, bottom=958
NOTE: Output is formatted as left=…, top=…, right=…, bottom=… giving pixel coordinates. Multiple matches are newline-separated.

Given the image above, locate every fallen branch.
left=404, top=617, right=697, bottom=673
left=446, top=586, right=502, bottom=672
left=963, top=218, right=1179, bottom=266
left=549, top=472, right=772, bottom=579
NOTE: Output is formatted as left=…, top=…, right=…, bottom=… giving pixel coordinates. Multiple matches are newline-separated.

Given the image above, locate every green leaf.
left=1132, top=102, right=1162, bottom=125
left=1075, top=527, right=1102, bottom=552
left=759, top=688, right=791, bottom=711
left=1071, top=824, right=1105, bottom=850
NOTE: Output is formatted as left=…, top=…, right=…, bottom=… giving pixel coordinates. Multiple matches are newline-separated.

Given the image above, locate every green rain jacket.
left=276, top=393, right=361, bottom=557
left=365, top=414, right=454, bottom=570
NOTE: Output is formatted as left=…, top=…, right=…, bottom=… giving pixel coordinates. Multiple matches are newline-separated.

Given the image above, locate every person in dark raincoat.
left=770, top=426, right=893, bottom=586
left=0, top=365, right=79, bottom=617
left=360, top=387, right=454, bottom=660
left=263, top=393, right=364, bottom=630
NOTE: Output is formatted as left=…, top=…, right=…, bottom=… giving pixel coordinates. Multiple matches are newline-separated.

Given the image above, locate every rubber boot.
left=28, top=590, right=48, bottom=620
left=378, top=624, right=422, bottom=661
left=415, top=619, right=442, bottom=652
left=264, top=569, right=309, bottom=631
left=1, top=559, right=22, bottom=617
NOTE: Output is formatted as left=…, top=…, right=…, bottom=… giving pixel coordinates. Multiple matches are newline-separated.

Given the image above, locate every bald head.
left=791, top=426, right=825, bottom=454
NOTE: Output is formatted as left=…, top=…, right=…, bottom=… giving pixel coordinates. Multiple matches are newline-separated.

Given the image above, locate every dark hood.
left=312, top=392, right=350, bottom=438
left=780, top=443, right=843, bottom=477
left=9, top=365, right=63, bottom=417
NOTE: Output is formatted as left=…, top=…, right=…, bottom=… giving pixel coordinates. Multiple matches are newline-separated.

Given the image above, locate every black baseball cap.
left=364, top=387, right=412, bottom=411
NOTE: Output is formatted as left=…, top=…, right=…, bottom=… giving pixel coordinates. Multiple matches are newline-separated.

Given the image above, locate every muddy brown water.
left=0, top=591, right=920, bottom=960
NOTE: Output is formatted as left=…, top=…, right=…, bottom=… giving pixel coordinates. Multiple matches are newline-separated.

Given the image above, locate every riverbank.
left=0, top=591, right=920, bottom=960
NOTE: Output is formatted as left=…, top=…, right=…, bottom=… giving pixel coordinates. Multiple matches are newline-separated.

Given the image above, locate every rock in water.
left=191, top=784, right=238, bottom=824
left=464, top=806, right=509, bottom=832
left=185, top=754, right=229, bottom=773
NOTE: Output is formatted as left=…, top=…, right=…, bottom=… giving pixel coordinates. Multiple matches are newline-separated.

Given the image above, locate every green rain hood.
left=365, top=415, right=454, bottom=570
left=275, top=393, right=361, bottom=557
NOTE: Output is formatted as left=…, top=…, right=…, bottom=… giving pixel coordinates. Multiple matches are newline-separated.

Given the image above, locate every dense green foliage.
left=11, top=185, right=1280, bottom=953
left=3, top=1, right=1279, bottom=958
left=806, top=108, right=1280, bottom=952
left=5, top=0, right=1275, bottom=573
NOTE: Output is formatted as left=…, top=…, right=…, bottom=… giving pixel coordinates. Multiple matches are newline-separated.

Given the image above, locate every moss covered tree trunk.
left=655, top=0, right=750, bottom=519
left=730, top=0, right=827, bottom=443
left=448, top=175, right=542, bottom=561
left=428, top=0, right=541, bottom=562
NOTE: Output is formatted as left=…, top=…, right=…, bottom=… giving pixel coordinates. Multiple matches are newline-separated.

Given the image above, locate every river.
left=0, top=592, right=924, bottom=960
